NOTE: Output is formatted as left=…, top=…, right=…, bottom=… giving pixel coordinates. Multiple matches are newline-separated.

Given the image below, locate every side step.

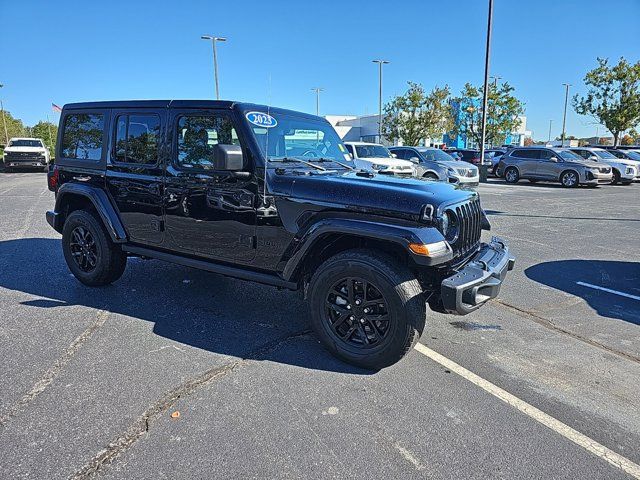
left=122, top=245, right=298, bottom=291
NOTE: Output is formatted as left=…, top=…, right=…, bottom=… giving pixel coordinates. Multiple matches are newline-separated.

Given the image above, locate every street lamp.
left=311, top=87, right=323, bottom=116
left=372, top=59, right=389, bottom=143
left=561, top=83, right=571, bottom=147
left=490, top=75, right=502, bottom=87
left=0, top=83, right=8, bottom=146
left=548, top=119, right=553, bottom=143
left=478, top=0, right=494, bottom=183
left=201, top=35, right=227, bottom=100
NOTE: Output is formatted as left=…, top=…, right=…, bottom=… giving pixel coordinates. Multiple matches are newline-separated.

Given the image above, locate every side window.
left=392, top=149, right=406, bottom=159
left=61, top=113, right=104, bottom=160
left=510, top=149, right=527, bottom=158
left=176, top=114, right=239, bottom=170
left=575, top=150, right=590, bottom=159
left=539, top=150, right=554, bottom=160
left=344, top=144, right=354, bottom=156
left=114, top=114, right=160, bottom=164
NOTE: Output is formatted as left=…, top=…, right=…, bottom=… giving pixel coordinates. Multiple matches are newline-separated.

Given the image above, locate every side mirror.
left=213, top=144, right=244, bottom=171
left=549, top=156, right=558, bottom=162
left=409, top=156, right=420, bottom=162
left=391, top=153, right=398, bottom=158
left=589, top=155, right=598, bottom=160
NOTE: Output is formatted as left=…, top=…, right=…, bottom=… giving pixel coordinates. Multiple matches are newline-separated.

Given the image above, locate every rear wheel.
left=560, top=170, right=579, bottom=188
left=308, top=249, right=426, bottom=370
left=62, top=210, right=127, bottom=286
left=504, top=167, right=519, bottom=184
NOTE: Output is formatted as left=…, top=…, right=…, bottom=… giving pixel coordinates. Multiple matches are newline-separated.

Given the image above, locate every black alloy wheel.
left=69, top=226, right=99, bottom=272
left=325, top=277, right=390, bottom=348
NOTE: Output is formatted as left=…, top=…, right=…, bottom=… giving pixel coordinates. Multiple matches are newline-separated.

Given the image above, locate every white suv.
left=3, top=138, right=51, bottom=171
left=344, top=142, right=416, bottom=176
left=569, top=147, right=639, bottom=185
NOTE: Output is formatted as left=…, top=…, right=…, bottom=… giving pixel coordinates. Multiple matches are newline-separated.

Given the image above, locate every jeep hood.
left=269, top=169, right=475, bottom=220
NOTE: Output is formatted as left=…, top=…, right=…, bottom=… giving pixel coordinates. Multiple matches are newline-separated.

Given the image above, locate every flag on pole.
left=52, top=103, right=62, bottom=113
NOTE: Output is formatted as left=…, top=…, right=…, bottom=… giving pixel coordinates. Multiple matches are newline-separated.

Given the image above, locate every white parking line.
left=576, top=281, right=640, bottom=301
left=413, top=343, right=640, bottom=479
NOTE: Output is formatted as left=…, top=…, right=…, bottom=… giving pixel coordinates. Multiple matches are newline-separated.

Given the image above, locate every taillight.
left=47, top=165, right=59, bottom=191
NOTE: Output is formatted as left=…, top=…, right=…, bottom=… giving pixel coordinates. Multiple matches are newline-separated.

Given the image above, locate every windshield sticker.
left=246, top=111, right=277, bottom=128
left=338, top=144, right=347, bottom=153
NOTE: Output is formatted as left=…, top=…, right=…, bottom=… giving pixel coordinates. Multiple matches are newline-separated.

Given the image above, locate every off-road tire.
left=308, top=249, right=426, bottom=370
left=62, top=209, right=127, bottom=286
left=504, top=167, right=519, bottom=184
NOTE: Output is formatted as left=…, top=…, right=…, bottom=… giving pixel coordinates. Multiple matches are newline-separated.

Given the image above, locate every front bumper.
left=440, top=236, right=514, bottom=315
left=4, top=157, right=47, bottom=168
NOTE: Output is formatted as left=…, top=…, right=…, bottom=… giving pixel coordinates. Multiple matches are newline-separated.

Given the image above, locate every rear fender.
left=53, top=183, right=127, bottom=243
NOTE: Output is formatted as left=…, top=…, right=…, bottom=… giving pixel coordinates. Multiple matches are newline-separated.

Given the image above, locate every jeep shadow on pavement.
left=45, top=100, right=514, bottom=369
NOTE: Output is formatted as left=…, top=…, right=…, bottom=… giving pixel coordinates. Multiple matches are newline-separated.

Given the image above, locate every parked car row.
left=342, top=142, right=479, bottom=187
left=494, top=146, right=640, bottom=187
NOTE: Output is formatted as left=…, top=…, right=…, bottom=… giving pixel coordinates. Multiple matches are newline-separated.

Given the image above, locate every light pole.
left=548, top=119, right=553, bottom=143
left=561, top=83, right=571, bottom=147
left=311, top=87, right=323, bottom=116
left=201, top=35, right=227, bottom=100
left=490, top=75, right=502, bottom=87
left=479, top=0, right=494, bottom=183
left=372, top=59, right=389, bottom=143
left=0, top=84, right=8, bottom=146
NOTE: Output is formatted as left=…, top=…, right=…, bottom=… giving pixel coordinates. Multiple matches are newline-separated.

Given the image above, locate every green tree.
left=1, top=110, right=27, bottom=145
left=382, top=82, right=454, bottom=146
left=32, top=120, right=58, bottom=154
left=573, top=57, right=640, bottom=146
left=451, top=82, right=524, bottom=147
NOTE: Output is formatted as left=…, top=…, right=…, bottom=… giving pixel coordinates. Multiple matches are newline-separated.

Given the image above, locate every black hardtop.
left=61, top=100, right=324, bottom=122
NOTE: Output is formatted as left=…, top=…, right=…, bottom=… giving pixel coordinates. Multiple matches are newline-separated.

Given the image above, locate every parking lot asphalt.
left=1, top=172, right=639, bottom=479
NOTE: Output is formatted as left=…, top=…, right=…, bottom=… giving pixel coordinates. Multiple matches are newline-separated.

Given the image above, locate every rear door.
left=508, top=149, right=539, bottom=178
left=106, top=108, right=166, bottom=245
left=162, top=108, right=257, bottom=263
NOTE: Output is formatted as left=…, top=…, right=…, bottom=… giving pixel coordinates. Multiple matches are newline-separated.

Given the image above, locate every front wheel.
left=560, top=170, right=579, bottom=188
left=308, top=249, right=426, bottom=370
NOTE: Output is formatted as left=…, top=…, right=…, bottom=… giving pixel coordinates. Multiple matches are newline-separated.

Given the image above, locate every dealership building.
left=325, top=112, right=531, bottom=148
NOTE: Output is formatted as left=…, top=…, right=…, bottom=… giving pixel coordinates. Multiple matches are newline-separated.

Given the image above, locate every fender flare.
left=281, top=217, right=449, bottom=281
left=54, top=183, right=128, bottom=243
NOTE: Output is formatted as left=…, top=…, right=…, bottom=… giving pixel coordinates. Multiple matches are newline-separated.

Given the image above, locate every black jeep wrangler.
left=46, top=100, right=514, bottom=369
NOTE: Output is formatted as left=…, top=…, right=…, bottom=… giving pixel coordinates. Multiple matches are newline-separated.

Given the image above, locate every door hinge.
left=239, top=234, right=257, bottom=248
left=150, top=219, right=165, bottom=232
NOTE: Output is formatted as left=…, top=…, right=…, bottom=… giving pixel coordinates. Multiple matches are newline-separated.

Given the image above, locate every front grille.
left=449, top=197, right=483, bottom=258
left=5, top=152, right=44, bottom=161
left=599, top=167, right=611, bottom=174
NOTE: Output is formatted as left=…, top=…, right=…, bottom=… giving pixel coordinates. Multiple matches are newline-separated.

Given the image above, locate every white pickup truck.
left=343, top=141, right=416, bottom=176
left=3, top=138, right=51, bottom=171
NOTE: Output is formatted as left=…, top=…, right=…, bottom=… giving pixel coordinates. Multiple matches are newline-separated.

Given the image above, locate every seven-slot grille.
left=449, top=197, right=483, bottom=258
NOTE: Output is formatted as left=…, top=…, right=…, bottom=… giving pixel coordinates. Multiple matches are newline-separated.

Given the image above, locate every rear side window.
left=114, top=114, right=160, bottom=164
left=176, top=115, right=239, bottom=170
left=344, top=144, right=354, bottom=156
left=511, top=149, right=538, bottom=159
left=61, top=113, right=104, bottom=160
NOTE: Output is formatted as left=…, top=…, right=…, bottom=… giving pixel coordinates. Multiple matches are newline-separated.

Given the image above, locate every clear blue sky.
left=1, top=0, right=638, bottom=140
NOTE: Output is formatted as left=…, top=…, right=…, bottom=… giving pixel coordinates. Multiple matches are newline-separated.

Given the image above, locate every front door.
left=106, top=108, right=165, bottom=245
left=536, top=149, right=561, bottom=180
left=163, top=109, right=257, bottom=263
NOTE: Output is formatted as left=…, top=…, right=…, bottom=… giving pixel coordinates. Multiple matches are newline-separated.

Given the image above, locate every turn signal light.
left=408, top=241, right=449, bottom=257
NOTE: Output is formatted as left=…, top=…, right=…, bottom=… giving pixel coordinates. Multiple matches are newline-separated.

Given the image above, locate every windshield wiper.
left=269, top=157, right=327, bottom=171
left=315, top=157, right=355, bottom=170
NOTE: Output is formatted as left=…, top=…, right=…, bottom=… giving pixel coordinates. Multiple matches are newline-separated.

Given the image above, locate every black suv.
left=46, top=100, right=514, bottom=369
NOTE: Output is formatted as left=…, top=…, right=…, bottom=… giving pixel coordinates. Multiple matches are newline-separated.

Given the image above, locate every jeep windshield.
left=9, top=139, right=43, bottom=147
left=356, top=145, right=392, bottom=158
left=248, top=113, right=353, bottom=169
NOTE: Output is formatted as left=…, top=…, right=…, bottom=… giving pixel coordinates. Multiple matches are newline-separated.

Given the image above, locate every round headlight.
left=440, top=209, right=459, bottom=242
